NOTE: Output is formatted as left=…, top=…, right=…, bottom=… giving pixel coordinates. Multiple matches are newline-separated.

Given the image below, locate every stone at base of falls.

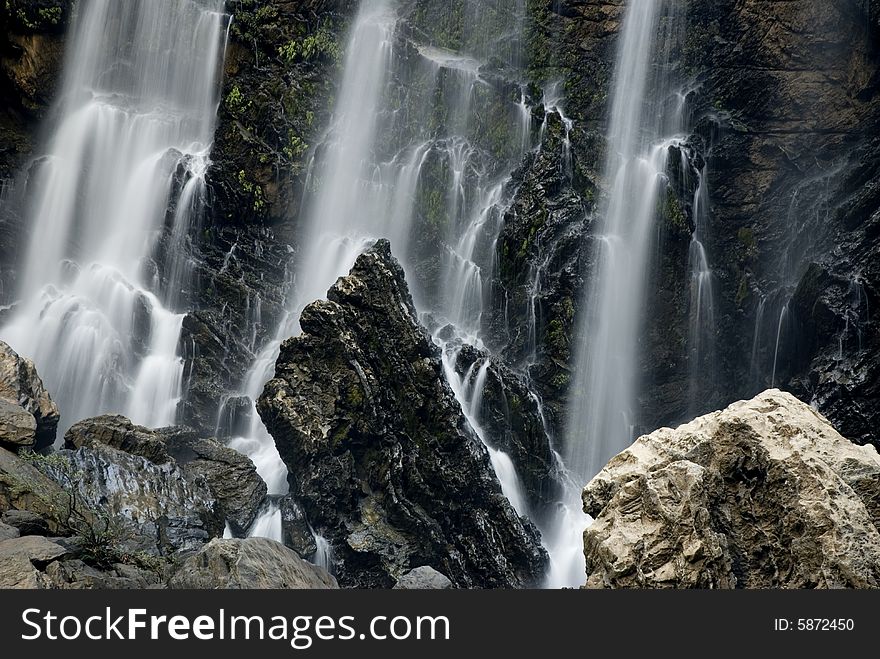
left=583, top=389, right=880, bottom=589
left=168, top=538, right=338, bottom=589
left=53, top=442, right=224, bottom=554
left=65, top=415, right=173, bottom=464
left=279, top=495, right=318, bottom=559
left=2, top=509, right=49, bottom=536
left=65, top=416, right=267, bottom=538
left=0, top=340, right=60, bottom=450
left=393, top=566, right=453, bottom=590
left=451, top=343, right=561, bottom=517
left=258, top=239, right=547, bottom=589
left=163, top=428, right=267, bottom=536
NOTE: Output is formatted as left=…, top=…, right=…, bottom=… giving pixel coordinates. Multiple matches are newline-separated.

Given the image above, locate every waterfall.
left=236, top=0, right=537, bottom=560
left=547, top=1, right=700, bottom=587
left=0, top=0, right=228, bottom=433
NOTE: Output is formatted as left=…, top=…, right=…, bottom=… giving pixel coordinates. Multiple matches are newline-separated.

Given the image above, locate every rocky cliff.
left=583, top=389, right=880, bottom=588
left=258, top=240, right=548, bottom=588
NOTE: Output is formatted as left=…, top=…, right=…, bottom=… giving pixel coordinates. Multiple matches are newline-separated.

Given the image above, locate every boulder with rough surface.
left=64, top=415, right=172, bottom=464
left=258, top=240, right=547, bottom=589
left=163, top=429, right=267, bottom=536
left=393, top=566, right=454, bottom=590
left=66, top=416, right=266, bottom=537
left=0, top=340, right=60, bottom=449
left=583, top=389, right=880, bottom=589
left=168, top=538, right=337, bottom=589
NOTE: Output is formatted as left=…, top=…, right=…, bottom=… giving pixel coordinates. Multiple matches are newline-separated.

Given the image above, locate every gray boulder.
left=65, top=415, right=172, bottom=464
left=0, top=535, right=68, bottom=588
left=393, top=566, right=453, bottom=590
left=0, top=521, right=19, bottom=541
left=0, top=340, right=59, bottom=450
left=168, top=538, right=337, bottom=589
left=583, top=389, right=880, bottom=589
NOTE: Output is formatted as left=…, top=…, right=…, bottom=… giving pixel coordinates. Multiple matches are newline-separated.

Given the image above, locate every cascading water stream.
left=234, top=0, right=539, bottom=561
left=547, top=1, right=704, bottom=587
left=0, top=0, right=228, bottom=433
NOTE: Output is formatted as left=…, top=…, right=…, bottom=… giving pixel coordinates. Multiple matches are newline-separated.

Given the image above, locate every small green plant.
left=278, top=24, right=340, bottom=64
left=20, top=450, right=133, bottom=569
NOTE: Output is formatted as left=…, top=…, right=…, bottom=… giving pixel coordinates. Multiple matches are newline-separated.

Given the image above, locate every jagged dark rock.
left=451, top=343, right=561, bottom=518
left=163, top=428, right=267, bottom=536
left=168, top=538, right=338, bottom=589
left=583, top=390, right=880, bottom=588
left=279, top=494, right=318, bottom=559
left=258, top=239, right=548, bottom=589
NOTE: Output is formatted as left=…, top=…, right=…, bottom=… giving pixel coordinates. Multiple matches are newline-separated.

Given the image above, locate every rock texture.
left=0, top=535, right=67, bottom=588
left=0, top=445, right=82, bottom=534
left=65, top=415, right=172, bottom=464
left=51, top=443, right=223, bottom=554
left=65, top=415, right=267, bottom=537
left=451, top=343, right=561, bottom=518
left=163, top=429, right=267, bottom=535
left=0, top=340, right=60, bottom=449
left=583, top=389, right=880, bottom=588
left=393, top=566, right=454, bottom=590
left=168, top=538, right=337, bottom=589
left=258, top=240, right=547, bottom=588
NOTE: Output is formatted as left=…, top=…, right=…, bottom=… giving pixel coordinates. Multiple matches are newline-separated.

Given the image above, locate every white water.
left=550, top=1, right=697, bottom=587
left=0, top=0, right=228, bottom=433
left=237, top=0, right=537, bottom=564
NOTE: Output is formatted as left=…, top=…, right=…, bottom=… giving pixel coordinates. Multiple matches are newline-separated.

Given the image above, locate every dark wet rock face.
left=450, top=343, right=561, bottom=519
left=51, top=443, right=223, bottom=555
left=258, top=240, right=547, bottom=589
left=279, top=494, right=318, bottom=559
left=671, top=0, right=880, bottom=448
left=65, top=415, right=266, bottom=538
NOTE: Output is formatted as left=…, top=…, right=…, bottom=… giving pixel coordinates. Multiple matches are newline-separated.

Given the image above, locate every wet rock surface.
left=451, top=343, right=561, bottom=518
left=583, top=390, right=880, bottom=588
left=66, top=415, right=267, bottom=538
left=168, top=538, right=337, bottom=589
left=258, top=240, right=547, bottom=588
